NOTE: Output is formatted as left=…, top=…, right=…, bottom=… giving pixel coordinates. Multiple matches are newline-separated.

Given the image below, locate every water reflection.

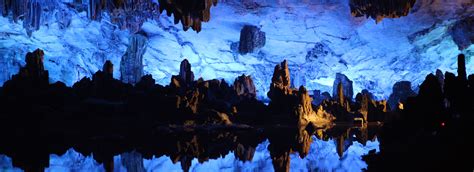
left=0, top=125, right=380, bottom=172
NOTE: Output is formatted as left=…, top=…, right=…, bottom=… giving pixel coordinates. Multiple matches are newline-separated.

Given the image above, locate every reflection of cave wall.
left=34, top=136, right=379, bottom=171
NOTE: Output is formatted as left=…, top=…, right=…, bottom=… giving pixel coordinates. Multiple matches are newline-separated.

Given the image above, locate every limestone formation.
left=21, top=49, right=48, bottom=80
left=269, top=60, right=291, bottom=95
left=179, top=59, right=195, bottom=87
left=120, top=33, right=147, bottom=84
left=267, top=60, right=332, bottom=126
left=102, top=60, right=114, bottom=76
left=233, top=74, right=257, bottom=99
left=450, top=17, right=474, bottom=50
left=135, top=74, right=155, bottom=90
left=87, top=0, right=102, bottom=20
left=87, top=0, right=159, bottom=32
left=332, top=73, right=353, bottom=101
left=387, top=81, right=416, bottom=111
left=350, top=0, right=416, bottom=23
left=238, top=25, right=266, bottom=54
left=1, top=49, right=50, bottom=99
left=436, top=69, right=444, bottom=90
left=158, top=0, right=217, bottom=32
left=24, top=0, right=41, bottom=36
left=312, top=90, right=331, bottom=105
left=170, top=59, right=195, bottom=93
left=457, top=54, right=467, bottom=82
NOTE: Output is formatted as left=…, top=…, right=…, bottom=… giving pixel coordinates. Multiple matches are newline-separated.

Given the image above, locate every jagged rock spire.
left=233, top=74, right=257, bottom=99
left=120, top=32, right=147, bottom=84
left=103, top=60, right=114, bottom=76
left=458, top=54, right=467, bottom=82
left=337, top=83, right=344, bottom=105
left=179, top=59, right=195, bottom=87
left=332, top=73, right=353, bottom=101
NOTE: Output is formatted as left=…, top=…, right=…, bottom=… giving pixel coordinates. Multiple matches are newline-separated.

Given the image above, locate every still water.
left=0, top=125, right=380, bottom=172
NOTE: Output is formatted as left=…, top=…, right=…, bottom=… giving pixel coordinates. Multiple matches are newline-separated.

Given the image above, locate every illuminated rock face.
left=233, top=74, right=257, bottom=99
left=350, top=0, right=416, bottom=23
left=120, top=33, right=147, bottom=84
left=332, top=73, right=353, bottom=101
left=87, top=0, right=159, bottom=33
left=267, top=60, right=331, bottom=126
left=1, top=0, right=42, bottom=35
left=0, top=0, right=472, bottom=100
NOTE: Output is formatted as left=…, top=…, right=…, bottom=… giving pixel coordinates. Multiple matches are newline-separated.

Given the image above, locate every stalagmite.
left=120, top=33, right=148, bottom=84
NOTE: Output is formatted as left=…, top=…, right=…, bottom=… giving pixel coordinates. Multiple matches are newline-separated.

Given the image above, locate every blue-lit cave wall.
left=0, top=0, right=473, bottom=100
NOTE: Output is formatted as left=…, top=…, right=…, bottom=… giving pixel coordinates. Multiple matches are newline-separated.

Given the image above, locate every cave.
left=0, top=0, right=473, bottom=171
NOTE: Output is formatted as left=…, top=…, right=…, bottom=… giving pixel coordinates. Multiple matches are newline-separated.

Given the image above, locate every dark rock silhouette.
left=332, top=73, right=353, bottom=101
left=442, top=54, right=470, bottom=117
left=457, top=54, right=467, bottom=82
left=405, top=74, right=445, bottom=127
left=387, top=81, right=416, bottom=111
left=238, top=25, right=266, bottom=54
left=435, top=69, right=444, bottom=90
left=135, top=74, right=156, bottom=91
left=2, top=49, right=49, bottom=97
left=267, top=127, right=313, bottom=172
left=90, top=60, right=129, bottom=100
left=173, top=59, right=195, bottom=89
left=364, top=55, right=474, bottom=171
left=120, top=33, right=147, bottom=84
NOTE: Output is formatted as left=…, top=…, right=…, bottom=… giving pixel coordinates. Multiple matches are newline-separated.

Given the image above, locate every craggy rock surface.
left=238, top=25, right=266, bottom=54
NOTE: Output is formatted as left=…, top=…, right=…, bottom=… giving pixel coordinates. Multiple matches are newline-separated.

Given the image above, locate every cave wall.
left=0, top=0, right=472, bottom=100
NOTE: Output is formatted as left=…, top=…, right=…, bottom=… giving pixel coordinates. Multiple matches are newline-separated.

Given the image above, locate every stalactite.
left=158, top=0, right=218, bottom=32
left=24, top=0, right=41, bottom=36
left=350, top=0, right=416, bottom=23
left=85, top=0, right=159, bottom=33
left=88, top=0, right=103, bottom=20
